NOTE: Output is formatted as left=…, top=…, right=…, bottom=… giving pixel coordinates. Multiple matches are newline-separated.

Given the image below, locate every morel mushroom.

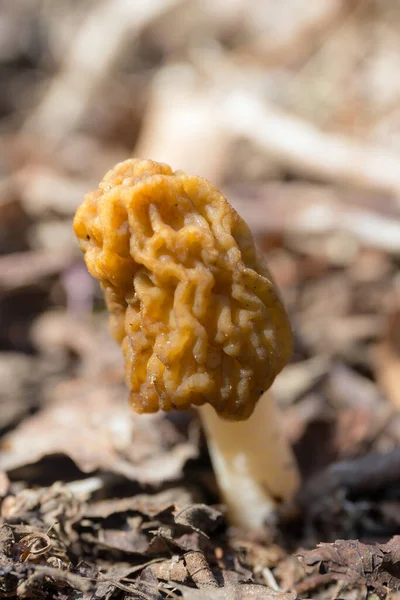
left=74, top=158, right=299, bottom=529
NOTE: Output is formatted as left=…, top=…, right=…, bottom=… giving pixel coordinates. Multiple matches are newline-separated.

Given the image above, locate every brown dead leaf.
left=135, top=566, right=164, bottom=600
left=229, top=540, right=285, bottom=572
left=297, top=536, right=400, bottom=598
left=93, top=527, right=150, bottom=555
left=183, top=550, right=219, bottom=589
left=81, top=493, right=220, bottom=560
left=176, top=583, right=296, bottom=599
left=143, top=504, right=224, bottom=557
left=93, top=563, right=145, bottom=599
left=174, top=504, right=224, bottom=536
left=0, top=378, right=199, bottom=484
left=84, top=488, right=195, bottom=520
left=147, top=524, right=205, bottom=555
left=151, top=556, right=189, bottom=584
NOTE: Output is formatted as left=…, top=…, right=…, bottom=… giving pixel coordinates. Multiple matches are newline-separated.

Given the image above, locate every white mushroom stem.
left=199, top=393, right=300, bottom=531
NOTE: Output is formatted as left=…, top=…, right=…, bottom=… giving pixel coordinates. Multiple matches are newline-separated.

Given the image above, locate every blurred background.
left=1, top=0, right=400, bottom=542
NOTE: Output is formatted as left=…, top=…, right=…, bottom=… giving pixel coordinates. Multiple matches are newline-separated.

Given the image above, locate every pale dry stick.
left=220, top=91, right=400, bottom=197
left=141, top=59, right=400, bottom=198
left=23, top=0, right=185, bottom=141
left=135, top=64, right=229, bottom=183
left=262, top=567, right=281, bottom=592
left=194, top=45, right=400, bottom=195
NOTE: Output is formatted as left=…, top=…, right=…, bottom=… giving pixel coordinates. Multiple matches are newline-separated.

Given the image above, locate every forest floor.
left=0, top=1, right=400, bottom=598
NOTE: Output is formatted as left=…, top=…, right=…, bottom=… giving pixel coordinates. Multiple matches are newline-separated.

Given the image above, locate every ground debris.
left=287, top=450, right=400, bottom=543
left=297, top=536, right=400, bottom=598
left=0, top=379, right=199, bottom=485
left=0, top=353, right=41, bottom=431
left=0, top=476, right=299, bottom=598
left=183, top=550, right=219, bottom=588
left=174, top=504, right=224, bottom=536
left=297, top=449, right=400, bottom=507
left=0, top=523, right=92, bottom=599
left=84, top=488, right=196, bottom=520
left=2, top=1, right=400, bottom=598
left=175, top=582, right=296, bottom=599
left=1, top=482, right=84, bottom=550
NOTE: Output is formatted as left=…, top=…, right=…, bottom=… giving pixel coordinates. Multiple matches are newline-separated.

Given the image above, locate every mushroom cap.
left=73, top=159, right=293, bottom=420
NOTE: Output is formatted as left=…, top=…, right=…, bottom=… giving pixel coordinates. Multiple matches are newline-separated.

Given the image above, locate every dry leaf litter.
left=0, top=1, right=400, bottom=598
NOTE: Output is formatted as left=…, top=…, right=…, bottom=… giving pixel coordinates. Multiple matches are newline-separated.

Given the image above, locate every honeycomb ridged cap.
left=74, top=158, right=293, bottom=420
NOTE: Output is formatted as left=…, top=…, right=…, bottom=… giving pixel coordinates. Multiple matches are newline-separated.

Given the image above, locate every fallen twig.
left=297, top=449, right=400, bottom=509
left=221, top=91, right=400, bottom=196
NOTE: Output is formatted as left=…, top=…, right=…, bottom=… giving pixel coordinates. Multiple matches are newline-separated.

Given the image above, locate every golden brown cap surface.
left=74, top=159, right=293, bottom=420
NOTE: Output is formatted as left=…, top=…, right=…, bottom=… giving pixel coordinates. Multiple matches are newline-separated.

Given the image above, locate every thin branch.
left=221, top=91, right=400, bottom=196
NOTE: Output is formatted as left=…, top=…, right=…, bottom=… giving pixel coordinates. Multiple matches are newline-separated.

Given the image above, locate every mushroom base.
left=199, top=393, right=300, bottom=530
